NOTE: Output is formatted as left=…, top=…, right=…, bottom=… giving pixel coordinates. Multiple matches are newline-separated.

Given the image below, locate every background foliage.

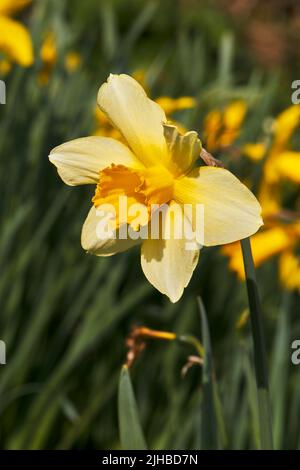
left=0, top=0, right=299, bottom=449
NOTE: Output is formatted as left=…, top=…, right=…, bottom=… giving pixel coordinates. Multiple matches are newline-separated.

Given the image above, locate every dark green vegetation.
left=0, top=0, right=299, bottom=449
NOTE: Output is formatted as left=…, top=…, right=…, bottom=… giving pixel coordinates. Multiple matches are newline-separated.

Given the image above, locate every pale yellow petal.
left=49, top=136, right=142, bottom=186
left=97, top=74, right=168, bottom=167
left=81, top=206, right=141, bottom=256
left=0, top=16, right=33, bottom=66
left=163, top=123, right=201, bottom=176
left=141, top=204, right=200, bottom=302
left=174, top=167, right=263, bottom=246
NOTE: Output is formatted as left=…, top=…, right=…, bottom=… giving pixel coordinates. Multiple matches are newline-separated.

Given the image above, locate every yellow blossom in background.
left=279, top=251, right=300, bottom=293
left=241, top=105, right=300, bottom=220
left=258, top=180, right=281, bottom=218
left=223, top=222, right=300, bottom=292
left=243, top=105, right=300, bottom=182
left=0, top=0, right=33, bottom=68
left=49, top=74, right=262, bottom=302
left=272, top=105, right=300, bottom=147
left=223, top=225, right=296, bottom=278
left=38, top=32, right=82, bottom=85
left=243, top=142, right=266, bottom=162
left=40, top=32, right=57, bottom=65
left=0, top=0, right=31, bottom=16
left=38, top=32, right=57, bottom=85
left=64, top=51, right=81, bottom=73
left=0, top=57, right=11, bottom=75
left=258, top=108, right=300, bottom=217
left=204, top=101, right=247, bottom=151
left=222, top=104, right=300, bottom=292
left=155, top=96, right=197, bottom=115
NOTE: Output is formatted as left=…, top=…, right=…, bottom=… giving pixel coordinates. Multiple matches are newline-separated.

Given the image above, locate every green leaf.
left=197, top=297, right=219, bottom=449
left=118, top=365, right=147, bottom=450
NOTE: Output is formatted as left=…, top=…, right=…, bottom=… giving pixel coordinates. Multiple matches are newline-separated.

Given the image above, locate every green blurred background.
left=0, top=0, right=299, bottom=450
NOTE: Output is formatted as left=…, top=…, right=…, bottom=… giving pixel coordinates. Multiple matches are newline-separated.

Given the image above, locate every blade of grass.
left=241, top=237, right=273, bottom=450
left=270, top=293, right=291, bottom=449
left=118, top=365, right=147, bottom=450
left=197, top=296, right=219, bottom=449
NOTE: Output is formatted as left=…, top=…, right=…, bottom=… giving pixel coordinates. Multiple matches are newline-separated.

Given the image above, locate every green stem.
left=177, top=334, right=205, bottom=358
left=241, top=237, right=273, bottom=450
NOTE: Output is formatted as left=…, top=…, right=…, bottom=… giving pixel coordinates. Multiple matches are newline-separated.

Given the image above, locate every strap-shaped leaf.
left=118, top=365, right=147, bottom=450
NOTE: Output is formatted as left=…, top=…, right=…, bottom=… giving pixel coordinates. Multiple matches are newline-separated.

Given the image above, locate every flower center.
left=92, top=164, right=174, bottom=229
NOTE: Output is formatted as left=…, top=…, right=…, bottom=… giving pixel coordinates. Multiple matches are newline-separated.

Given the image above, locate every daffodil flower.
left=0, top=0, right=33, bottom=67
left=223, top=221, right=300, bottom=293
left=94, top=68, right=196, bottom=138
left=224, top=105, right=300, bottom=292
left=49, top=74, right=262, bottom=302
left=204, top=101, right=247, bottom=152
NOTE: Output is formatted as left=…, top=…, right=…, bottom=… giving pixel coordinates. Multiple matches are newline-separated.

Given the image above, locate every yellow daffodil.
left=38, top=32, right=81, bottom=85
left=0, top=0, right=33, bottom=67
left=49, top=74, right=262, bottom=302
left=243, top=142, right=266, bottom=162
left=272, top=105, right=300, bottom=148
left=223, top=104, right=300, bottom=292
left=155, top=96, right=197, bottom=115
left=243, top=106, right=300, bottom=182
left=223, top=222, right=300, bottom=292
left=94, top=69, right=196, bottom=137
left=223, top=224, right=296, bottom=278
left=204, top=101, right=247, bottom=152
left=0, top=57, right=11, bottom=75
left=38, top=32, right=57, bottom=85
left=279, top=250, right=300, bottom=293
left=64, top=51, right=81, bottom=73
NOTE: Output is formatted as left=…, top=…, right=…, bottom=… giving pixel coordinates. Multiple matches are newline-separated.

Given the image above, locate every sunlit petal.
left=97, top=74, right=168, bottom=167
left=81, top=206, right=141, bottom=256
left=49, top=136, right=142, bottom=186
left=163, top=123, right=201, bottom=176
left=141, top=204, right=200, bottom=302
left=174, top=167, right=263, bottom=246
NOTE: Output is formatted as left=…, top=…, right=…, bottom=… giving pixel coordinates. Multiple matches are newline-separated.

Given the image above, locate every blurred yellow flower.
left=241, top=105, right=300, bottom=220
left=64, top=51, right=81, bottom=73
left=38, top=32, right=81, bottom=85
left=50, top=74, right=262, bottom=302
left=204, top=101, right=247, bottom=152
left=0, top=57, right=11, bottom=75
left=243, top=142, right=266, bottom=162
left=223, top=222, right=300, bottom=292
left=264, top=150, right=300, bottom=185
left=0, top=0, right=33, bottom=67
left=155, top=96, right=197, bottom=115
left=272, top=105, right=300, bottom=147
left=279, top=250, right=300, bottom=293
left=40, top=32, right=56, bottom=66
left=223, top=104, right=300, bottom=292
left=38, top=32, right=56, bottom=85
